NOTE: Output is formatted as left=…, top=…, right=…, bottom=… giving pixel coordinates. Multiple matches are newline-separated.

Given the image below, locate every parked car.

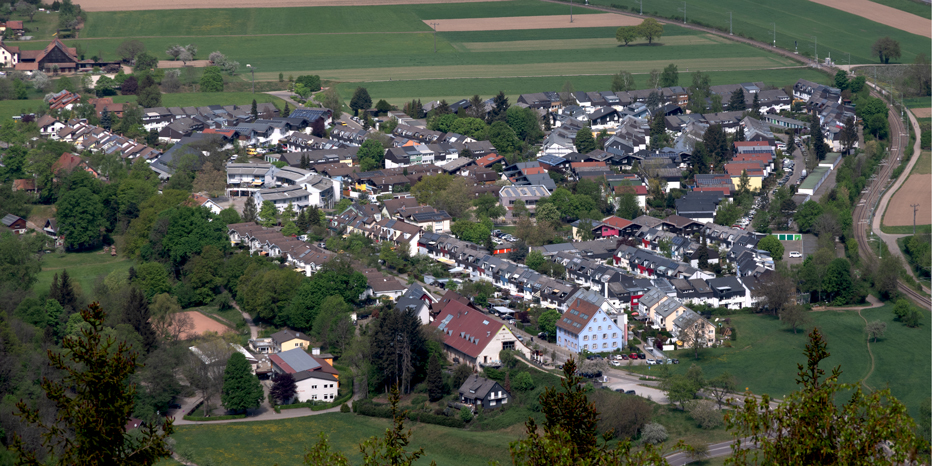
left=610, top=360, right=622, bottom=367
left=671, top=359, right=679, bottom=364
left=637, top=353, right=646, bottom=359
left=629, top=352, right=639, bottom=360
left=620, top=354, right=629, bottom=360
left=789, top=251, right=802, bottom=258
left=625, top=390, right=636, bottom=395
left=646, top=359, right=657, bottom=365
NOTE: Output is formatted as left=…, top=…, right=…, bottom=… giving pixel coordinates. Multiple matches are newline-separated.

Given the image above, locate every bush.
left=459, top=406, right=474, bottom=423
left=410, top=394, right=428, bottom=406
left=340, top=403, right=350, bottom=413
left=640, top=422, right=668, bottom=444
left=687, top=400, right=723, bottom=429
left=513, top=372, right=535, bottom=392
left=355, top=400, right=466, bottom=428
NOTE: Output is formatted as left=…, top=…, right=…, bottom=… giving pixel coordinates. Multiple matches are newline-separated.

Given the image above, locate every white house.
left=430, top=300, right=530, bottom=368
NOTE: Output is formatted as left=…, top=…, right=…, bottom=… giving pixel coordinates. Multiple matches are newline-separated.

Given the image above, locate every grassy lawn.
left=904, top=96, right=931, bottom=109
left=334, top=67, right=829, bottom=107
left=35, top=249, right=133, bottom=298
left=881, top=224, right=932, bottom=234
left=171, top=413, right=522, bottom=466
left=623, top=306, right=931, bottom=420
left=911, top=150, right=931, bottom=175
left=869, top=0, right=932, bottom=19
left=584, top=0, right=929, bottom=64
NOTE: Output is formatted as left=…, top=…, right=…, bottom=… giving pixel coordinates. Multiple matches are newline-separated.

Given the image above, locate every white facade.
left=294, top=375, right=339, bottom=403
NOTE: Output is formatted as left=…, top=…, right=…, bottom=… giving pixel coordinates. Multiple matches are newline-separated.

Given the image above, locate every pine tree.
left=123, top=287, right=157, bottom=353
left=12, top=303, right=174, bottom=465
left=242, top=199, right=258, bottom=223
left=543, top=112, right=551, bottom=131
left=258, top=200, right=278, bottom=227
left=307, top=205, right=321, bottom=227
left=296, top=210, right=309, bottom=232
left=53, top=269, right=77, bottom=312
left=283, top=102, right=291, bottom=118
left=221, top=352, right=264, bottom=413
left=729, top=88, right=746, bottom=111
left=751, top=92, right=760, bottom=117
left=49, top=272, right=60, bottom=306
left=734, top=124, right=746, bottom=142
left=251, top=99, right=258, bottom=119
left=427, top=354, right=443, bottom=402
left=100, top=108, right=112, bottom=130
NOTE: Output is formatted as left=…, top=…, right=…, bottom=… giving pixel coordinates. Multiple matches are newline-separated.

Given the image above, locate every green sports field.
left=584, top=0, right=929, bottom=64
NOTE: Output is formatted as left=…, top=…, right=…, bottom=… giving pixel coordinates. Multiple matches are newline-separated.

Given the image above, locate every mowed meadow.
left=10, top=0, right=816, bottom=104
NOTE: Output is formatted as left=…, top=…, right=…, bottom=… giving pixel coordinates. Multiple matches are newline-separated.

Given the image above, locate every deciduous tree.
left=636, top=18, right=663, bottom=44
left=57, top=187, right=103, bottom=250
left=350, top=87, right=372, bottom=116
left=659, top=63, right=678, bottom=87
left=871, top=36, right=901, bottom=64
left=270, top=372, right=297, bottom=405
left=611, top=70, right=635, bottom=92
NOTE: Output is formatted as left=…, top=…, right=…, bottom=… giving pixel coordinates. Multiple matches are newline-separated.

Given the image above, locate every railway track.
left=852, top=86, right=931, bottom=309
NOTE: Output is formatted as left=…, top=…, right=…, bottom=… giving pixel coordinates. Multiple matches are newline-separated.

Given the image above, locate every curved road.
left=851, top=83, right=931, bottom=308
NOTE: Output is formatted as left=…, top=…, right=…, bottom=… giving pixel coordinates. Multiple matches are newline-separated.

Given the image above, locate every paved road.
left=665, top=438, right=754, bottom=466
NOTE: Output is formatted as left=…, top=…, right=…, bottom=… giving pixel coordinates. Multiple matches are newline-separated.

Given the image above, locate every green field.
left=912, top=151, right=931, bottom=175
left=583, top=0, right=929, bottom=64
left=626, top=305, right=931, bottom=420
left=869, top=0, right=932, bottom=19
left=171, top=413, right=522, bottom=466
left=35, top=250, right=133, bottom=298
left=905, top=96, right=931, bottom=109
left=334, top=67, right=830, bottom=107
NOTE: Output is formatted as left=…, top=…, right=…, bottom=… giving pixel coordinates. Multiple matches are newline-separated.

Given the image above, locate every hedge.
left=182, top=413, right=247, bottom=422
left=354, top=400, right=465, bottom=429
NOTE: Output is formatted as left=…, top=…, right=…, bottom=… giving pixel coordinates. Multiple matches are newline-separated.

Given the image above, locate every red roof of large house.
left=613, top=185, right=647, bottom=196
left=431, top=300, right=506, bottom=359
left=601, top=216, right=634, bottom=229
left=521, top=166, right=546, bottom=175
left=475, top=153, right=504, bottom=167
left=6, top=21, right=23, bottom=30
left=693, top=186, right=732, bottom=196
left=51, top=152, right=84, bottom=174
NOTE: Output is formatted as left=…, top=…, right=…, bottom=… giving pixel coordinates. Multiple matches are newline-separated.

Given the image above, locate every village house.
left=431, top=299, right=530, bottom=368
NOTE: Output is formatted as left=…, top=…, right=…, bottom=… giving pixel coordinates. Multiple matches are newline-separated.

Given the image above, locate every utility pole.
left=846, top=52, right=850, bottom=68
left=246, top=64, right=254, bottom=94
left=570, top=0, right=573, bottom=23
left=430, top=22, right=438, bottom=52
left=912, top=204, right=920, bottom=234
left=682, top=1, right=686, bottom=23
left=729, top=12, right=732, bottom=35
left=771, top=22, right=776, bottom=47
left=637, top=0, right=642, bottom=15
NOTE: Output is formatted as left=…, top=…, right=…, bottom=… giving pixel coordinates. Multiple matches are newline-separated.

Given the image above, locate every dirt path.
left=806, top=0, right=931, bottom=38
left=229, top=299, right=258, bottom=340
left=856, top=307, right=876, bottom=390
left=811, top=294, right=885, bottom=311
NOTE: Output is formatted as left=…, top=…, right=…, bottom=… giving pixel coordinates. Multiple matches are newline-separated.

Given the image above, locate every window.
left=312, top=385, right=317, bottom=389
left=602, top=343, right=607, bottom=348
left=491, top=401, right=496, bottom=406
left=583, top=335, right=588, bottom=341
left=312, top=395, right=318, bottom=400
left=612, top=342, right=618, bottom=347
left=591, top=334, right=597, bottom=340
left=602, top=333, right=607, bottom=339
left=598, top=326, right=602, bottom=331
left=612, top=333, right=617, bottom=338
left=583, top=344, right=588, bottom=349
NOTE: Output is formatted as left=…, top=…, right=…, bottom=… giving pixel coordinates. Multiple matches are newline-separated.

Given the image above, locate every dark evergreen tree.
left=702, top=124, right=729, bottom=168
left=787, top=131, right=796, bottom=154
left=810, top=116, right=828, bottom=161
left=100, top=108, right=112, bottom=130
left=283, top=102, right=291, bottom=118
left=242, top=199, right=258, bottom=223
left=734, top=124, right=746, bottom=142
left=123, top=287, right=157, bottom=353
left=369, top=307, right=428, bottom=394
left=487, top=91, right=509, bottom=123
left=251, top=99, right=258, bottom=119
left=751, top=92, right=761, bottom=117
left=221, top=352, right=264, bottom=413
left=543, top=112, right=551, bottom=131
left=270, top=372, right=297, bottom=404
left=427, top=353, right=443, bottom=401
left=300, top=153, right=309, bottom=169
left=147, top=128, right=158, bottom=146
left=349, top=87, right=372, bottom=116
left=306, top=205, right=321, bottom=227
left=574, top=126, right=596, bottom=154
left=295, top=209, right=310, bottom=232
left=51, top=269, right=78, bottom=313
left=728, top=88, right=746, bottom=111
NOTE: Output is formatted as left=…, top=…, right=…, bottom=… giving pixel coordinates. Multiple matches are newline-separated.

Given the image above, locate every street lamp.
left=246, top=64, right=254, bottom=94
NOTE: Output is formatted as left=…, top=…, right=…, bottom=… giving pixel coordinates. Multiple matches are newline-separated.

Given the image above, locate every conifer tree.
left=221, top=352, right=264, bottom=413
left=427, top=354, right=443, bottom=402
left=124, top=287, right=157, bottom=353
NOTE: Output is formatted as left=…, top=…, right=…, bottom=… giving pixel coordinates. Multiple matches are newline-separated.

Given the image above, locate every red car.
left=629, top=353, right=639, bottom=359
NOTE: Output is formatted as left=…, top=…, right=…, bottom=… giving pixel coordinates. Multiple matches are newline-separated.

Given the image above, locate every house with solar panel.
left=269, top=348, right=340, bottom=403
left=555, top=296, right=627, bottom=354
left=430, top=300, right=530, bottom=368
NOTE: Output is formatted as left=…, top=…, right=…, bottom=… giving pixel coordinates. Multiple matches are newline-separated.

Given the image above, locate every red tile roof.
left=475, top=153, right=504, bottom=167
left=555, top=298, right=599, bottom=335
left=613, top=185, right=647, bottom=196
left=693, top=186, right=731, bottom=196
left=601, top=216, right=633, bottom=229
left=6, top=21, right=23, bottom=30
left=12, top=179, right=35, bottom=191
left=521, top=166, right=546, bottom=175
left=51, top=152, right=83, bottom=174
left=431, top=300, right=506, bottom=359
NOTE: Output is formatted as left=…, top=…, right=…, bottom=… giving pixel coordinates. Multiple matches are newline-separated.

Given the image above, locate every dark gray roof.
left=275, top=348, right=320, bottom=373
left=458, top=375, right=505, bottom=399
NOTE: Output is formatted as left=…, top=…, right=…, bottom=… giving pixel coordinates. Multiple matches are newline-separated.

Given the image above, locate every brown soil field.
left=911, top=108, right=932, bottom=118
left=808, top=0, right=931, bottom=38
left=159, top=60, right=211, bottom=68
left=885, top=174, right=932, bottom=226
left=176, top=311, right=235, bottom=340
left=80, top=0, right=505, bottom=11
left=427, top=13, right=641, bottom=31
left=457, top=34, right=719, bottom=52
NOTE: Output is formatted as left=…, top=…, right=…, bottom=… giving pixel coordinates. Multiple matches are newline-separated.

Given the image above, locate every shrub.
left=340, top=403, right=350, bottom=413
left=410, top=394, right=428, bottom=406
left=512, top=372, right=535, bottom=392
left=687, top=400, right=723, bottom=429
left=459, top=406, right=474, bottom=423
left=640, top=422, right=668, bottom=444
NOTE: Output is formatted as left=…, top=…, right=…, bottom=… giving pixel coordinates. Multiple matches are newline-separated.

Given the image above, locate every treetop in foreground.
left=724, top=327, right=923, bottom=465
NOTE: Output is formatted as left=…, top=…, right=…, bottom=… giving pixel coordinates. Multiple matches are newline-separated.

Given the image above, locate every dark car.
left=671, top=359, right=679, bottom=364
left=538, top=332, right=548, bottom=339
left=625, top=390, right=636, bottom=395
left=637, top=353, right=646, bottom=359
left=620, top=354, right=629, bottom=360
